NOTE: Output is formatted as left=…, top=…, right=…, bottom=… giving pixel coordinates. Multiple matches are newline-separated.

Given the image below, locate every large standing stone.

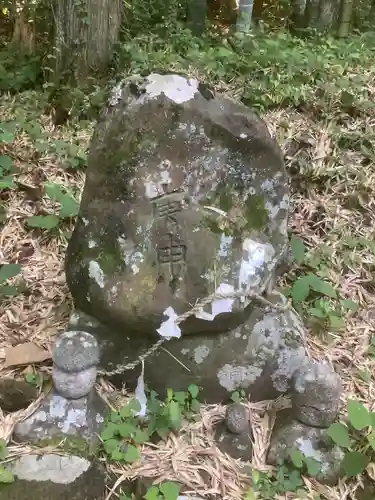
left=65, top=73, right=289, bottom=342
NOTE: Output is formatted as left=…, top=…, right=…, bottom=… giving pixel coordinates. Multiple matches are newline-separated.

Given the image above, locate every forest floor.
left=0, top=62, right=374, bottom=499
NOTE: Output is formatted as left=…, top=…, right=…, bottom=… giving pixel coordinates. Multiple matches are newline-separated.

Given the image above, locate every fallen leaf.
left=4, top=343, right=51, bottom=368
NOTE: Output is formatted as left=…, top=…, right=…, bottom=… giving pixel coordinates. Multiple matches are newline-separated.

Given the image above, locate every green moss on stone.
left=244, top=195, right=268, bottom=230
left=35, top=435, right=97, bottom=459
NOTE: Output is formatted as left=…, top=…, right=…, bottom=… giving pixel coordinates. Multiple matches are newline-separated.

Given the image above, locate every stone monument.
left=1, top=331, right=107, bottom=499
left=61, top=73, right=344, bottom=482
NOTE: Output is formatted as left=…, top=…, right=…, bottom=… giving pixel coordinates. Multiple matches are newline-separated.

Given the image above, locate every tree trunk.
left=291, top=0, right=307, bottom=29
left=236, top=0, right=254, bottom=32
left=54, top=0, right=122, bottom=86
left=370, top=0, right=375, bottom=22
left=186, top=0, right=207, bottom=36
left=12, top=9, right=35, bottom=54
left=304, top=0, right=341, bottom=32
left=337, top=0, right=353, bottom=37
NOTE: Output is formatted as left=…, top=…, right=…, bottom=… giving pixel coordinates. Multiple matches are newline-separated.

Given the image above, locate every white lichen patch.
left=88, top=261, right=105, bottom=288
left=88, top=240, right=97, bottom=249
left=144, top=73, right=199, bottom=104
left=193, top=345, right=210, bottom=364
left=217, top=364, right=262, bottom=392
left=109, top=80, right=125, bottom=106
left=218, top=233, right=233, bottom=257
left=239, top=239, right=275, bottom=292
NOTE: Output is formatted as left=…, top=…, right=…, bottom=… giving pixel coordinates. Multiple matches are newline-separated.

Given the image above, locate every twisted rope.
left=97, top=288, right=290, bottom=377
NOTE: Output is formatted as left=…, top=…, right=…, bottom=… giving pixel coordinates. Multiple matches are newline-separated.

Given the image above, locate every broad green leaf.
left=103, top=438, right=119, bottom=454
left=173, top=391, right=187, bottom=405
left=58, top=194, right=79, bottom=218
left=159, top=481, right=181, bottom=500
left=341, top=451, right=369, bottom=477
left=111, top=447, right=125, bottom=461
left=347, top=400, right=371, bottom=430
left=370, top=412, right=375, bottom=429
left=231, top=391, right=241, bottom=403
left=329, top=315, right=345, bottom=329
left=168, top=400, right=182, bottom=430
left=144, top=486, right=160, bottom=500
left=309, top=307, right=326, bottom=318
left=123, top=444, right=140, bottom=463
left=327, top=423, right=351, bottom=448
left=0, top=285, right=19, bottom=296
left=101, top=423, right=117, bottom=441
left=26, top=215, right=60, bottom=230
left=45, top=182, right=64, bottom=202
left=304, top=457, right=320, bottom=477
left=340, top=299, right=358, bottom=312
left=0, top=176, right=16, bottom=189
left=118, top=423, right=138, bottom=438
left=290, top=235, right=306, bottom=265
left=0, top=131, right=14, bottom=143
left=0, top=439, right=8, bottom=460
left=0, top=155, right=12, bottom=172
left=289, top=449, right=303, bottom=468
left=110, top=411, right=122, bottom=423
left=119, top=405, right=132, bottom=419
left=357, top=369, right=372, bottom=384
left=188, top=384, right=199, bottom=399
left=133, top=429, right=149, bottom=444
left=0, top=467, right=14, bottom=484
left=306, top=274, right=337, bottom=298
left=0, top=264, right=21, bottom=284
left=156, top=425, right=169, bottom=439
left=291, top=277, right=310, bottom=303
left=190, top=398, right=201, bottom=413
left=128, top=398, right=142, bottom=413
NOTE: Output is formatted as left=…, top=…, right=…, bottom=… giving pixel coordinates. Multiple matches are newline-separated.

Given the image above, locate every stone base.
left=14, top=390, right=106, bottom=455
left=267, top=409, right=344, bottom=486
left=0, top=455, right=106, bottom=500
left=215, top=421, right=253, bottom=461
left=68, top=292, right=308, bottom=403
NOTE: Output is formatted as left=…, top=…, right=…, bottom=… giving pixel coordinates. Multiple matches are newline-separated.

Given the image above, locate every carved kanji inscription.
left=153, top=193, right=187, bottom=289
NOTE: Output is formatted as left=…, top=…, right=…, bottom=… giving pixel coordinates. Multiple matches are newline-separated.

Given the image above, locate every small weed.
left=285, top=236, right=358, bottom=332
left=230, top=389, right=246, bottom=403
left=101, top=387, right=201, bottom=463
left=26, top=182, right=79, bottom=231
left=144, top=481, right=181, bottom=500
left=0, top=263, right=22, bottom=298
left=244, top=463, right=312, bottom=499
left=25, top=371, right=44, bottom=388
left=0, top=439, right=14, bottom=484
left=328, top=399, right=375, bottom=477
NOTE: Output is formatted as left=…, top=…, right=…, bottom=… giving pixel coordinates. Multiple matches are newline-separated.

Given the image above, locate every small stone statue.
left=14, top=331, right=106, bottom=452
left=52, top=330, right=100, bottom=399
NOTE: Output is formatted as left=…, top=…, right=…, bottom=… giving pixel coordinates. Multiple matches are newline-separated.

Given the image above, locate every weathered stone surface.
left=267, top=410, right=344, bottom=486
left=291, top=361, right=342, bottom=428
left=53, top=331, right=100, bottom=373
left=65, top=72, right=289, bottom=340
left=215, top=421, right=252, bottom=461
left=13, top=390, right=106, bottom=454
left=225, top=403, right=249, bottom=434
left=69, top=292, right=308, bottom=403
left=0, top=455, right=106, bottom=500
left=52, top=331, right=99, bottom=399
left=0, top=378, right=39, bottom=413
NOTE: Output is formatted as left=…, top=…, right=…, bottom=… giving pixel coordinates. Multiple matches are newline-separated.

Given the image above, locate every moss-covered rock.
left=65, top=73, right=289, bottom=339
